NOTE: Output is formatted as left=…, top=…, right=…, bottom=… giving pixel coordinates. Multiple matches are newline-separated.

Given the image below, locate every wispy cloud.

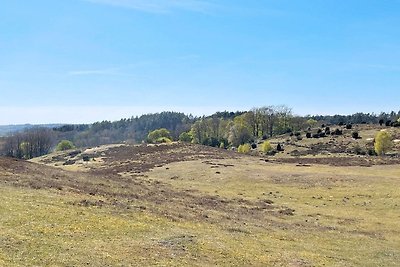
left=68, top=69, right=115, bottom=76
left=67, top=67, right=135, bottom=77
left=83, top=0, right=216, bottom=13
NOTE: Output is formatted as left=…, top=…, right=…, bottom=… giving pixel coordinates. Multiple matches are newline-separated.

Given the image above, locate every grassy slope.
left=151, top=158, right=400, bottom=266
left=0, top=143, right=399, bottom=266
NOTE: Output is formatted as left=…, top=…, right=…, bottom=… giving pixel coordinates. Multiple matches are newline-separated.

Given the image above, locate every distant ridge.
left=0, top=124, right=63, bottom=137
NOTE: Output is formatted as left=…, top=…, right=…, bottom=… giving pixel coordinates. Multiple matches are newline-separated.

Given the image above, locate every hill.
left=0, top=142, right=399, bottom=266
left=0, top=124, right=62, bottom=137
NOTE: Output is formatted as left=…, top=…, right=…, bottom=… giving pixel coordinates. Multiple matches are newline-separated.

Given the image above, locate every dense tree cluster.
left=310, top=111, right=400, bottom=125
left=2, top=128, right=54, bottom=159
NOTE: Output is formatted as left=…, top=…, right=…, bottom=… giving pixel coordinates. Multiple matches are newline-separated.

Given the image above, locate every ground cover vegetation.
left=0, top=142, right=399, bottom=266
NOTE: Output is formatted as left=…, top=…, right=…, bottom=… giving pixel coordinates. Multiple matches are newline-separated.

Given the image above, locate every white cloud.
left=84, top=0, right=215, bottom=13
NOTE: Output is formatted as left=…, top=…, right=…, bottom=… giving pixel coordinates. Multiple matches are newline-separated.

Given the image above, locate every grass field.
left=1, top=143, right=399, bottom=266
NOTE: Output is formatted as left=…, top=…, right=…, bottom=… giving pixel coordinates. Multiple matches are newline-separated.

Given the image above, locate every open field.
left=1, top=143, right=400, bottom=266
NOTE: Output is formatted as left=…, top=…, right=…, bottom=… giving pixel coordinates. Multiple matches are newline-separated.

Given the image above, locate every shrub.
left=262, top=135, right=268, bottom=140
left=306, top=119, right=318, bottom=127
left=312, top=133, right=320, bottom=138
left=392, top=121, right=400, bottom=128
left=374, top=131, right=393, bottom=155
left=338, top=122, right=344, bottom=126
left=56, top=140, right=75, bottom=151
left=352, top=131, right=360, bottom=139
left=354, top=145, right=364, bottom=155
left=306, top=132, right=312, bottom=138
left=277, top=143, right=284, bottom=151
left=368, top=149, right=377, bottom=156
left=319, top=132, right=326, bottom=138
left=346, top=124, right=352, bottom=129
left=296, top=135, right=303, bottom=141
left=325, top=126, right=330, bottom=132
left=385, top=120, right=392, bottom=127
left=156, top=137, right=172, bottom=143
left=317, top=129, right=322, bottom=134
left=178, top=132, right=192, bottom=142
left=379, top=119, right=384, bottom=126
left=294, top=132, right=301, bottom=136
left=333, top=129, right=343, bottom=135
left=251, top=143, right=257, bottom=149
left=238, top=144, right=251, bottom=154
left=147, top=128, right=172, bottom=143
left=261, top=141, right=272, bottom=153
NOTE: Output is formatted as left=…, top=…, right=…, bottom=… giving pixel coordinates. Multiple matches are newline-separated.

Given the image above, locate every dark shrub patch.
left=333, top=129, right=343, bottom=135
left=313, top=133, right=320, bottom=138
left=277, top=143, right=284, bottom=151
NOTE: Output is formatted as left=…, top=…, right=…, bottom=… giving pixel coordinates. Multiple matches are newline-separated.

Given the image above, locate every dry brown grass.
left=0, top=142, right=399, bottom=266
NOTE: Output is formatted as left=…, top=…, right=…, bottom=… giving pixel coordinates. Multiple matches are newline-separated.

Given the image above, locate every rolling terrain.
left=0, top=137, right=399, bottom=266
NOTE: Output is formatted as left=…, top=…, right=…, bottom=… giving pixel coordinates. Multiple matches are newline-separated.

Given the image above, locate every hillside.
left=265, top=124, right=400, bottom=161
left=0, top=142, right=399, bottom=266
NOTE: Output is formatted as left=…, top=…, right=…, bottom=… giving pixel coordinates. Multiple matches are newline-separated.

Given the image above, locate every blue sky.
left=1, top=0, right=399, bottom=124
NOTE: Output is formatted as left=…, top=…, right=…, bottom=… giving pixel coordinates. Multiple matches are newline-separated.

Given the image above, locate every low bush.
left=156, top=137, right=172, bottom=143
left=238, top=144, right=251, bottom=154
left=277, top=143, right=284, bottom=151
left=261, top=141, right=272, bottom=153
left=56, top=140, right=75, bottom=151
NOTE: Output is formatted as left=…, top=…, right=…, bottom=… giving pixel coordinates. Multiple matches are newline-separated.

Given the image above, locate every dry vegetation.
left=1, top=136, right=399, bottom=266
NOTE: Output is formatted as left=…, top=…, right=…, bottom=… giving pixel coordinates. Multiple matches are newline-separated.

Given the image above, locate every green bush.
left=147, top=128, right=172, bottom=143
left=261, top=141, right=272, bottom=153
left=56, top=140, right=75, bottom=151
left=178, top=132, right=192, bottom=142
left=155, top=137, right=172, bottom=144
left=374, top=131, right=392, bottom=155
left=238, top=143, right=251, bottom=154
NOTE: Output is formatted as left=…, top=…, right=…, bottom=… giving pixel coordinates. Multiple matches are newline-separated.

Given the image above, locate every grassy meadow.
left=0, top=144, right=399, bottom=266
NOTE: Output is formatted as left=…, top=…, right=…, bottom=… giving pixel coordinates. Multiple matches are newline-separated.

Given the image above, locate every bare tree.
left=1, top=128, right=54, bottom=159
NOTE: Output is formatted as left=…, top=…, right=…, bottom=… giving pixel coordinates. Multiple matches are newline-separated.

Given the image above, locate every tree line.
left=1, top=108, right=399, bottom=159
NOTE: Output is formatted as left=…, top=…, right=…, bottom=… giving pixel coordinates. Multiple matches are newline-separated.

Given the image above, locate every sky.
left=1, top=0, right=399, bottom=124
